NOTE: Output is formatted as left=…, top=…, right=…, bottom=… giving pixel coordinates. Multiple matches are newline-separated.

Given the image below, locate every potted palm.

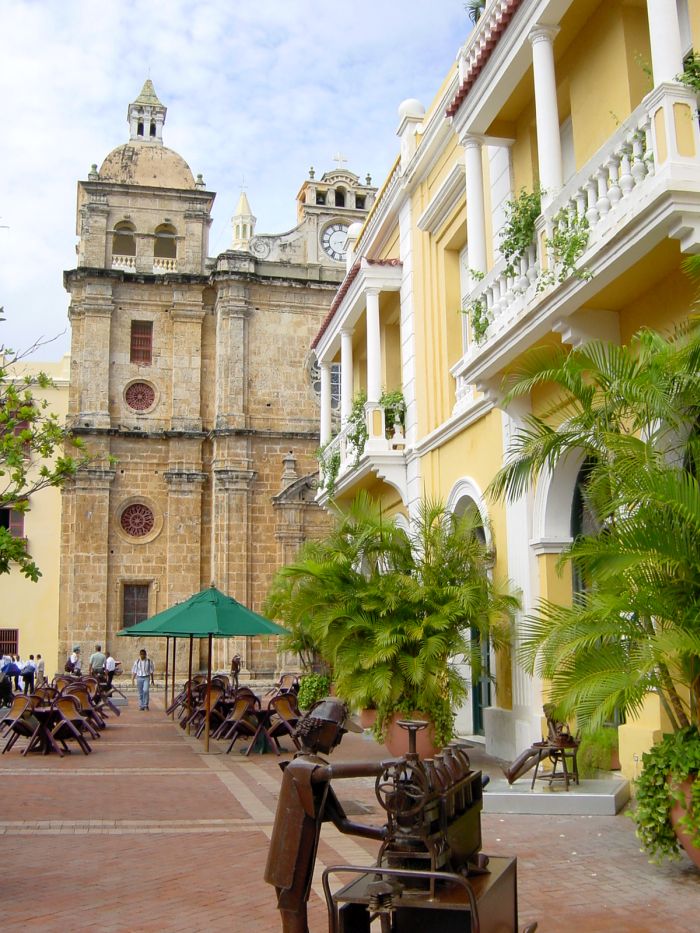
left=489, top=319, right=700, bottom=864
left=265, top=492, right=517, bottom=754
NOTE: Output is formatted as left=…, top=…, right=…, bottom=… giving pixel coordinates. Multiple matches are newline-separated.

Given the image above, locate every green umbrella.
left=118, top=585, right=289, bottom=750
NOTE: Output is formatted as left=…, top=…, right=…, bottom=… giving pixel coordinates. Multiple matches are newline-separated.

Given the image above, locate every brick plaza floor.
left=1, top=692, right=699, bottom=932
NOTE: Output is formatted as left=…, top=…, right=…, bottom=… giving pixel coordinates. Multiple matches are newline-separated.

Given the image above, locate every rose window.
left=120, top=504, right=155, bottom=537
left=125, top=381, right=155, bottom=411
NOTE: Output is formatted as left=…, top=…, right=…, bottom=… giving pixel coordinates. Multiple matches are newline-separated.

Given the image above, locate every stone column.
left=320, top=362, right=332, bottom=446
left=57, top=463, right=116, bottom=667
left=135, top=231, right=155, bottom=275
left=214, top=284, right=250, bottom=430
left=340, top=329, right=354, bottom=421
left=78, top=201, right=109, bottom=268
left=529, top=26, right=563, bottom=203
left=462, top=135, right=488, bottom=279
left=212, top=466, right=256, bottom=674
left=646, top=0, right=684, bottom=85
left=170, top=292, right=204, bottom=432
left=164, top=467, right=206, bottom=676
left=183, top=209, right=212, bottom=274
left=77, top=282, right=113, bottom=429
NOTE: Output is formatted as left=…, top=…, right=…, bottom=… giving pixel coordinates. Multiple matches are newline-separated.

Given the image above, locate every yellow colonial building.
left=1, top=354, right=70, bottom=678
left=313, top=0, right=700, bottom=776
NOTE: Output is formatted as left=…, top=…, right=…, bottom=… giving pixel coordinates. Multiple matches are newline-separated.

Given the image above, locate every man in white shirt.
left=35, top=654, right=46, bottom=687
left=69, top=647, right=81, bottom=674
left=131, top=649, right=155, bottom=710
left=105, top=652, right=117, bottom=687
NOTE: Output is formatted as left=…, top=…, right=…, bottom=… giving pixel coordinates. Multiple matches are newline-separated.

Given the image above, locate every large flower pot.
left=669, top=777, right=700, bottom=868
left=383, top=712, right=442, bottom=759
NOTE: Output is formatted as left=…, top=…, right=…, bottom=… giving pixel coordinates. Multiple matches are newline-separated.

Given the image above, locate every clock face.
left=321, top=223, right=349, bottom=262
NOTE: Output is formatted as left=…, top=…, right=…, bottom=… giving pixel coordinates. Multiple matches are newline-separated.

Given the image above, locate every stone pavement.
left=1, top=693, right=699, bottom=932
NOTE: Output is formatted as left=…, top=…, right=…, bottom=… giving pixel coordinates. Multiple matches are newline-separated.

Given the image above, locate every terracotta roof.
left=446, top=0, right=523, bottom=119
left=311, top=259, right=402, bottom=350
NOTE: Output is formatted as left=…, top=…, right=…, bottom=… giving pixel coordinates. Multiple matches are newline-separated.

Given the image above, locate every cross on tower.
left=332, top=152, right=348, bottom=168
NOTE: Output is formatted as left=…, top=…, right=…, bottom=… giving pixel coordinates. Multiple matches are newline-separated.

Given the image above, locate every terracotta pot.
left=383, top=712, right=442, bottom=759
left=669, top=777, right=700, bottom=868
left=359, top=708, right=377, bottom=730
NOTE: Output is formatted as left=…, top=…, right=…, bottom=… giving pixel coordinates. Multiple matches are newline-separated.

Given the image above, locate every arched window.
left=153, top=223, right=177, bottom=259
left=335, top=187, right=346, bottom=207
left=113, top=221, right=136, bottom=257
left=149, top=121, right=156, bottom=138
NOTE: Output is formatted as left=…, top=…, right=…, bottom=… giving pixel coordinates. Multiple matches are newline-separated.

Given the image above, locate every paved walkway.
left=1, top=693, right=699, bottom=932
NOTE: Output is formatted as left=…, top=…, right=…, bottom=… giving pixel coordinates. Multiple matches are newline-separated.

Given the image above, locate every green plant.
left=577, top=727, right=619, bottom=778
left=296, top=673, right=331, bottom=711
left=679, top=51, right=700, bottom=92
left=490, top=322, right=700, bottom=736
left=540, top=210, right=591, bottom=289
left=266, top=492, right=518, bottom=748
left=467, top=296, right=491, bottom=345
left=499, top=187, right=542, bottom=278
left=317, top=442, right=340, bottom=495
left=346, top=391, right=368, bottom=465
left=633, top=727, right=700, bottom=863
left=379, top=389, right=406, bottom=435
left=464, top=1, right=485, bottom=25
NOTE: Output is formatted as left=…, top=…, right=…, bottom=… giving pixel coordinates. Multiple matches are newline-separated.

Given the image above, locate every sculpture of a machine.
left=265, top=704, right=536, bottom=933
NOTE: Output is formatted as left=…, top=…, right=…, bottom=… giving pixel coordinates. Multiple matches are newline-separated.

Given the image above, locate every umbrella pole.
left=171, top=637, right=177, bottom=719
left=164, top=636, right=170, bottom=717
left=204, top=633, right=213, bottom=753
left=187, top=635, right=193, bottom=736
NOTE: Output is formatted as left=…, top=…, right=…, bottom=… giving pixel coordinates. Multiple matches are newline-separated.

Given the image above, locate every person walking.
left=89, top=644, right=106, bottom=676
left=105, top=652, right=116, bottom=687
left=35, top=654, right=46, bottom=687
left=21, top=655, right=36, bottom=694
left=132, top=649, right=154, bottom=710
left=67, top=647, right=81, bottom=674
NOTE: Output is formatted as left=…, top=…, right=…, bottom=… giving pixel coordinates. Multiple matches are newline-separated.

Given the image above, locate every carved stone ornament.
left=120, top=503, right=155, bottom=537
left=125, top=381, right=156, bottom=411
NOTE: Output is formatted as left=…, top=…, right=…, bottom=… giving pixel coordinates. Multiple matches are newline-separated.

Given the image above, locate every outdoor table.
left=27, top=706, right=64, bottom=757
left=244, top=707, right=278, bottom=756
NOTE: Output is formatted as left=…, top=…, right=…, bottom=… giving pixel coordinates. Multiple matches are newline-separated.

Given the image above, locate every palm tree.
left=465, top=1, right=486, bottom=25
left=488, top=322, right=700, bottom=733
left=265, top=491, right=517, bottom=744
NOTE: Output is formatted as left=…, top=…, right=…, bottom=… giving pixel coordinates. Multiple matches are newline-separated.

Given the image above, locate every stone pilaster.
left=72, top=280, right=114, bottom=429
left=164, top=467, right=206, bottom=675
left=78, top=199, right=109, bottom=268
left=170, top=291, right=205, bottom=432
left=212, top=465, right=256, bottom=672
left=184, top=207, right=212, bottom=274
left=58, top=463, right=116, bottom=666
left=214, top=283, right=250, bottom=430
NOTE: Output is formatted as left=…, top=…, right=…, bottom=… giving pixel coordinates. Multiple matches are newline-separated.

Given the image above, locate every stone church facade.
left=59, top=81, right=374, bottom=675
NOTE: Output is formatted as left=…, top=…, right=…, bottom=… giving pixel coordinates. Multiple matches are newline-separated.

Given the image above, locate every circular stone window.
left=120, top=503, right=155, bottom=538
left=125, top=381, right=156, bottom=412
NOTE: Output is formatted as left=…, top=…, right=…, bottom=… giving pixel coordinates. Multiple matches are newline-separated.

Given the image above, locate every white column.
left=462, top=135, right=488, bottom=280
left=529, top=26, right=563, bottom=203
left=646, top=0, right=684, bottom=85
left=340, top=329, right=354, bottom=421
left=365, top=288, right=382, bottom=403
left=320, top=362, right=332, bottom=446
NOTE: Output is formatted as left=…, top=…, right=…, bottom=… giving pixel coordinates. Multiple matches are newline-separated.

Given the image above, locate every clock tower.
left=295, top=167, right=375, bottom=266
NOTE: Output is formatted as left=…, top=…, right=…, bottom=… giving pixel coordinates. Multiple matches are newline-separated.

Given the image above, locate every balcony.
left=317, top=403, right=408, bottom=504
left=112, top=254, right=136, bottom=272
left=153, top=257, right=177, bottom=274
left=452, top=83, right=700, bottom=400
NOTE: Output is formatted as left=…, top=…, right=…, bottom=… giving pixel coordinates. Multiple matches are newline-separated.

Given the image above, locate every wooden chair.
left=222, top=697, right=259, bottom=754
left=83, top=676, right=120, bottom=718
left=267, top=693, right=302, bottom=753
left=1, top=696, right=41, bottom=753
left=62, top=685, right=104, bottom=736
left=50, top=695, right=94, bottom=755
left=193, top=687, right=227, bottom=739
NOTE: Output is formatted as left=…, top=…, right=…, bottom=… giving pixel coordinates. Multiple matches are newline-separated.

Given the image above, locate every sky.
left=0, top=0, right=473, bottom=359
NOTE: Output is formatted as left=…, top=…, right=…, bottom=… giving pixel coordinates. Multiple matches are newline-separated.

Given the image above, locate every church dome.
left=98, top=142, right=196, bottom=189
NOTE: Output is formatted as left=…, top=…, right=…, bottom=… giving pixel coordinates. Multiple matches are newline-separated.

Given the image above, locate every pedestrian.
left=105, top=651, right=117, bottom=687
left=132, top=649, right=154, bottom=711
left=66, top=646, right=81, bottom=674
left=35, top=654, right=46, bottom=687
left=21, top=655, right=36, bottom=694
left=13, top=655, right=22, bottom=691
left=89, top=643, right=106, bottom=676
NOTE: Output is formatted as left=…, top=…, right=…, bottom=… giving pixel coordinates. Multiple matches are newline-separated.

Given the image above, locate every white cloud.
left=0, top=0, right=471, bottom=358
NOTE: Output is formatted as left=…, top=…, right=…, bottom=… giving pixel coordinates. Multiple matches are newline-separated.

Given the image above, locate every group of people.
left=65, top=644, right=119, bottom=686
left=0, top=653, right=46, bottom=699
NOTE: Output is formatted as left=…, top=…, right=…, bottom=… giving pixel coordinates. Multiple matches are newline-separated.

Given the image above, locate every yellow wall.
left=2, top=355, right=70, bottom=678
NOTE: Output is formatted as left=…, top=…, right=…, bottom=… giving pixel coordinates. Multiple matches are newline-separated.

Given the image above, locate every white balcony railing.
left=461, top=83, right=700, bottom=367
left=318, top=411, right=406, bottom=496
left=153, top=257, right=177, bottom=273
left=112, top=254, right=136, bottom=271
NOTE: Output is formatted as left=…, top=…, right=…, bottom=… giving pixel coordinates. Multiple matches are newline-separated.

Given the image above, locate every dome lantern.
left=128, top=79, right=167, bottom=145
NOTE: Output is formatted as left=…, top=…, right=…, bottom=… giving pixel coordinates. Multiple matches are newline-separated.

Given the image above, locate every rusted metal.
left=266, top=714, right=533, bottom=932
